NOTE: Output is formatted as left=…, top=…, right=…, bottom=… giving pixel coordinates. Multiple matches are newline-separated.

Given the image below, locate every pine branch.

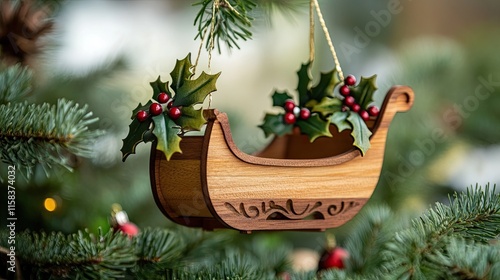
left=0, top=99, right=102, bottom=177
left=382, top=184, right=500, bottom=279
left=343, top=205, right=402, bottom=276
left=131, top=228, right=185, bottom=276
left=0, top=64, right=33, bottom=104
left=193, top=0, right=308, bottom=53
left=429, top=237, right=500, bottom=279
left=1, top=229, right=137, bottom=279
left=194, top=0, right=255, bottom=53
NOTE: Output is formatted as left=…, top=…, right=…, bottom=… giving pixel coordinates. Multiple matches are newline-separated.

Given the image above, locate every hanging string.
left=311, top=0, right=344, bottom=82
left=309, top=0, right=315, bottom=63
left=192, top=26, right=209, bottom=76
left=206, top=0, right=218, bottom=108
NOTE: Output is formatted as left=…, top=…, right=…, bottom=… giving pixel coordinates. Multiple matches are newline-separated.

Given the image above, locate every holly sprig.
left=121, top=53, right=220, bottom=161
left=259, top=61, right=381, bottom=156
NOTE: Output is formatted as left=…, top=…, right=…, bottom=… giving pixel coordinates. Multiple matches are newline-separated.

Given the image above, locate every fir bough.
left=0, top=64, right=33, bottom=104
left=0, top=99, right=101, bottom=177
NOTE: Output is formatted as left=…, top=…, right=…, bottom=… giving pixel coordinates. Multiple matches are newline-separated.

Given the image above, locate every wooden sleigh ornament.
left=120, top=52, right=414, bottom=232
left=149, top=85, right=414, bottom=232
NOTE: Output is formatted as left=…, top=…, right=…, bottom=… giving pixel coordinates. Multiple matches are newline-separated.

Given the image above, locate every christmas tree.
left=2, top=0, right=500, bottom=279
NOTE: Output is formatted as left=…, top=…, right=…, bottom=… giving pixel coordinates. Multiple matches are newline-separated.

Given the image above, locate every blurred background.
left=1, top=0, right=500, bottom=271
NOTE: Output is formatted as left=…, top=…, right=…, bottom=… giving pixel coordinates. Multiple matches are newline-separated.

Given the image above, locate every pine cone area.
left=0, top=0, right=53, bottom=66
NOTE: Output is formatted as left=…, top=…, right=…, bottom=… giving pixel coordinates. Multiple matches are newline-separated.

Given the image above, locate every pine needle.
left=0, top=99, right=102, bottom=177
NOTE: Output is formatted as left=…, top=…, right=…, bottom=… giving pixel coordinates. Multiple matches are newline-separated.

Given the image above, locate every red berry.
left=167, top=100, right=173, bottom=109
left=168, top=107, right=182, bottom=120
left=351, top=103, right=361, bottom=113
left=344, top=75, right=356, bottom=86
left=368, top=106, right=379, bottom=117
left=318, top=247, right=349, bottom=270
left=136, top=110, right=149, bottom=122
left=299, top=108, right=311, bottom=120
left=284, top=100, right=296, bottom=112
left=344, top=96, right=355, bottom=107
left=117, top=222, right=139, bottom=237
left=339, top=85, right=350, bottom=96
left=149, top=103, right=163, bottom=116
left=283, top=112, right=296, bottom=125
left=360, top=110, right=370, bottom=121
left=158, top=92, right=170, bottom=103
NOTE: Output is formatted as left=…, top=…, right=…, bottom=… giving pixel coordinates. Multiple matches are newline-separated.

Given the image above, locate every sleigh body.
left=150, top=86, right=414, bottom=232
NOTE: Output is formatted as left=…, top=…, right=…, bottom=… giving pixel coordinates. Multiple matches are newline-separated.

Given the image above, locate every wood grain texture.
left=150, top=86, right=414, bottom=231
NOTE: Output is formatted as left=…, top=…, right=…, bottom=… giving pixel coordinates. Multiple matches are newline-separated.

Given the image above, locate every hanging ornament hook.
left=311, top=0, right=345, bottom=82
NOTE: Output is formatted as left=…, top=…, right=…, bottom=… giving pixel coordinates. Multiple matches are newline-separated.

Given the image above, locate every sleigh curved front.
left=151, top=86, right=414, bottom=232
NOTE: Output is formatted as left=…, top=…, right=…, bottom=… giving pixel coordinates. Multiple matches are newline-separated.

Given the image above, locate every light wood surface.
left=150, top=86, right=414, bottom=232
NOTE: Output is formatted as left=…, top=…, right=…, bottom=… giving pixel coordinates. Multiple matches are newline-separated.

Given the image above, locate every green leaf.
left=152, top=115, right=182, bottom=161
left=296, top=62, right=311, bottom=107
left=308, top=97, right=342, bottom=118
left=272, top=90, right=294, bottom=107
left=150, top=77, right=171, bottom=101
left=309, top=69, right=340, bottom=102
left=330, top=111, right=351, bottom=132
left=296, top=114, right=332, bottom=142
left=259, top=114, right=293, bottom=138
left=170, top=53, right=194, bottom=93
left=177, top=106, right=206, bottom=131
left=350, top=75, right=378, bottom=110
left=347, top=112, right=372, bottom=156
left=121, top=118, right=153, bottom=162
left=173, top=72, right=221, bottom=107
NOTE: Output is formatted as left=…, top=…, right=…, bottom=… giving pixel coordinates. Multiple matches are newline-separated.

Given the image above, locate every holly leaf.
left=177, top=106, right=206, bottom=131
left=259, top=114, right=293, bottom=138
left=308, top=97, right=342, bottom=119
left=173, top=72, right=221, bottom=107
left=272, top=90, right=293, bottom=107
left=121, top=118, right=152, bottom=162
left=296, top=114, right=332, bottom=142
left=150, top=76, right=171, bottom=101
left=170, top=53, right=194, bottom=93
left=309, top=69, right=340, bottom=102
left=347, top=111, right=372, bottom=156
left=153, top=115, right=182, bottom=160
left=296, top=62, right=311, bottom=107
left=330, top=111, right=351, bottom=133
left=350, top=75, right=378, bottom=110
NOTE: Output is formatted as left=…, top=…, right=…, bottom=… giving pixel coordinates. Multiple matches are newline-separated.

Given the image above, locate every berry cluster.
left=282, top=100, right=311, bottom=125
left=136, top=92, right=182, bottom=122
left=340, top=75, right=379, bottom=121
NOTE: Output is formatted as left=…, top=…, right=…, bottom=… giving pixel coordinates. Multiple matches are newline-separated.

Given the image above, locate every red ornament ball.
left=167, top=100, right=174, bottom=109
left=299, top=108, right=311, bottom=120
left=344, top=96, right=355, bottom=107
left=344, top=75, right=356, bottom=86
left=339, top=85, right=350, bottom=96
left=368, top=106, right=379, bottom=117
left=284, top=100, right=296, bottom=112
left=168, top=107, right=182, bottom=120
left=283, top=112, right=296, bottom=125
left=136, top=110, right=149, bottom=122
left=116, top=222, right=139, bottom=237
left=318, top=247, right=349, bottom=271
left=360, top=110, right=370, bottom=121
left=351, top=103, right=361, bottom=113
left=157, top=92, right=170, bottom=104
left=149, top=103, right=163, bottom=116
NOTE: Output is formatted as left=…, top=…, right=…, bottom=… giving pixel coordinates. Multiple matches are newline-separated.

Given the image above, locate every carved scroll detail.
left=224, top=199, right=360, bottom=221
